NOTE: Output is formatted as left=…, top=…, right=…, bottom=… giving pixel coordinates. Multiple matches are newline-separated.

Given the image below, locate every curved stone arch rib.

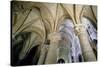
left=74, top=5, right=84, bottom=24
left=15, top=9, right=32, bottom=34
left=14, top=22, right=44, bottom=39
left=82, top=6, right=97, bottom=25
left=12, top=7, right=42, bottom=35
left=91, top=6, right=97, bottom=22
left=30, top=3, right=55, bottom=31
left=12, top=9, right=32, bottom=34
left=13, top=2, right=53, bottom=34
left=29, top=3, right=54, bottom=35
left=77, top=6, right=85, bottom=24
left=60, top=4, right=76, bottom=25
left=22, top=7, right=46, bottom=44
left=19, top=26, right=45, bottom=40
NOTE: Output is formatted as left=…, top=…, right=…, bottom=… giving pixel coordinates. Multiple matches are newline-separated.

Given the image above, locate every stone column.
left=38, top=45, right=48, bottom=64
left=45, top=32, right=61, bottom=64
left=74, top=24, right=96, bottom=61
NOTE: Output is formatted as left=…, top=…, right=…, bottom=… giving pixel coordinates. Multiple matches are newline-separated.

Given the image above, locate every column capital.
left=48, top=32, right=61, bottom=43
left=74, top=24, right=86, bottom=36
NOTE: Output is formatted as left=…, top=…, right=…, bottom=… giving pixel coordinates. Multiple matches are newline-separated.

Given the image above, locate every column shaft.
left=45, top=42, right=58, bottom=64
left=45, top=32, right=61, bottom=64
left=74, top=24, right=96, bottom=61
left=38, top=45, right=48, bottom=64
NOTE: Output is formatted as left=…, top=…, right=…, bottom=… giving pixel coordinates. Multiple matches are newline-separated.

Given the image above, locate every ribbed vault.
left=11, top=1, right=97, bottom=66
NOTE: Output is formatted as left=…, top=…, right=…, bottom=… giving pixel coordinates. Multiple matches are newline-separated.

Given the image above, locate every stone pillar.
left=38, top=45, right=48, bottom=64
left=74, top=24, right=96, bottom=61
left=45, top=32, right=61, bottom=64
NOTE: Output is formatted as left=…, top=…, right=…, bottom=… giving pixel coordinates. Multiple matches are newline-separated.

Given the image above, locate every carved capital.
left=48, top=32, right=61, bottom=43
left=74, top=24, right=86, bottom=36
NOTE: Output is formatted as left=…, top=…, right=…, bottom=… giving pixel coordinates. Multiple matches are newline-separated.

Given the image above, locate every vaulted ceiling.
left=12, top=1, right=97, bottom=60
